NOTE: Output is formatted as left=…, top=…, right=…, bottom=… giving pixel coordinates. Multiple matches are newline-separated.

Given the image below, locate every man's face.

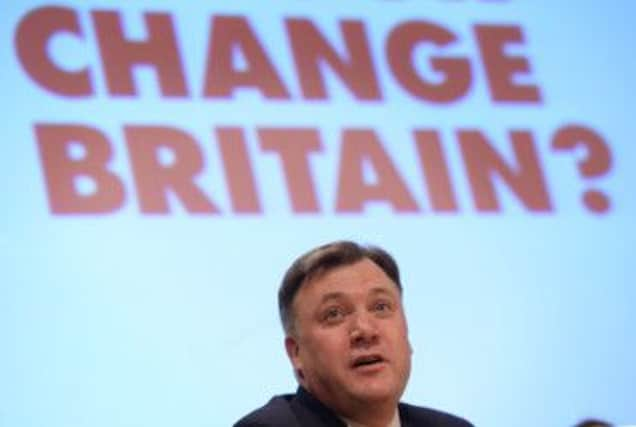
left=285, top=258, right=412, bottom=414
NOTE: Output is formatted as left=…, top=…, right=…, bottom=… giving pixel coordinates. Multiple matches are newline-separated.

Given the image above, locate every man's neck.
left=342, top=408, right=400, bottom=427
left=296, top=386, right=401, bottom=427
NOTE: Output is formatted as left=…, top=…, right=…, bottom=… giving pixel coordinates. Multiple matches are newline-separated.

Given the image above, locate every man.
left=234, top=241, right=473, bottom=427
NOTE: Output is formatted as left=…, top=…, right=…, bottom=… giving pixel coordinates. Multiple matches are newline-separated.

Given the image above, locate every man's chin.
left=347, top=382, right=400, bottom=404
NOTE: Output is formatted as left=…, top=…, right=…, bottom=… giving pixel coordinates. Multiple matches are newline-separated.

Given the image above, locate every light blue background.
left=1, top=1, right=634, bottom=426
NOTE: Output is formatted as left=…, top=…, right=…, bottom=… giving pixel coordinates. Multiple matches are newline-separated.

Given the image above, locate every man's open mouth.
left=351, top=354, right=385, bottom=368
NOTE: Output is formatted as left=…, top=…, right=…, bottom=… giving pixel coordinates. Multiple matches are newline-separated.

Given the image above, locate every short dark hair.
left=574, top=419, right=612, bottom=427
left=278, top=240, right=402, bottom=335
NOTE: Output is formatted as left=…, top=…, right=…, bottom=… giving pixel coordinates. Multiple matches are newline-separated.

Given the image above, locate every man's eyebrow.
left=319, top=292, right=346, bottom=303
left=369, top=287, right=395, bottom=296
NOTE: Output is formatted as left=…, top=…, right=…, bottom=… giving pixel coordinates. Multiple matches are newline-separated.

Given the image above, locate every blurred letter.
left=259, top=128, right=322, bottom=213
left=475, top=25, right=542, bottom=103
left=36, top=124, right=124, bottom=214
left=16, top=7, right=93, bottom=96
left=387, top=21, right=471, bottom=103
left=286, top=19, right=381, bottom=100
left=216, top=127, right=262, bottom=213
left=337, top=129, right=419, bottom=212
left=125, top=126, right=218, bottom=214
left=204, top=16, right=290, bottom=99
left=414, top=130, right=458, bottom=212
left=458, top=129, right=552, bottom=212
left=93, top=11, right=188, bottom=97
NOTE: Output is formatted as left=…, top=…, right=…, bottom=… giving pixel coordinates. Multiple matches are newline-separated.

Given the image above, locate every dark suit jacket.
left=234, top=387, right=473, bottom=427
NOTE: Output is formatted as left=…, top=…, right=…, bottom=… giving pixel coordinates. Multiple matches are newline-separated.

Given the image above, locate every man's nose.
left=349, top=312, right=379, bottom=346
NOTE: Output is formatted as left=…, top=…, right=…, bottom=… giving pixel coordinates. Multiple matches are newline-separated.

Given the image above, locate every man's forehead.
left=302, top=259, right=398, bottom=295
left=317, top=286, right=397, bottom=303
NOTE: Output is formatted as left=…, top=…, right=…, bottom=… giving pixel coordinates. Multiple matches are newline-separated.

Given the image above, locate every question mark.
left=551, top=124, right=612, bottom=214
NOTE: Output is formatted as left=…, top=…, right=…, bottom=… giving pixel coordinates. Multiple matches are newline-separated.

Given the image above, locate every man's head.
left=278, top=241, right=412, bottom=420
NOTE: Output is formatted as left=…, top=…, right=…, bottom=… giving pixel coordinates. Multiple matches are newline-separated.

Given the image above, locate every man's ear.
left=284, top=335, right=304, bottom=381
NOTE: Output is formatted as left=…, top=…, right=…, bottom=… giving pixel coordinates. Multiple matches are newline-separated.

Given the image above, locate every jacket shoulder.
left=233, top=394, right=297, bottom=427
left=400, top=403, right=474, bottom=427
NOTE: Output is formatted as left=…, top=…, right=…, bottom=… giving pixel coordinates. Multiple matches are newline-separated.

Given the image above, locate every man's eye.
left=323, top=307, right=344, bottom=322
left=374, top=301, right=392, bottom=313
